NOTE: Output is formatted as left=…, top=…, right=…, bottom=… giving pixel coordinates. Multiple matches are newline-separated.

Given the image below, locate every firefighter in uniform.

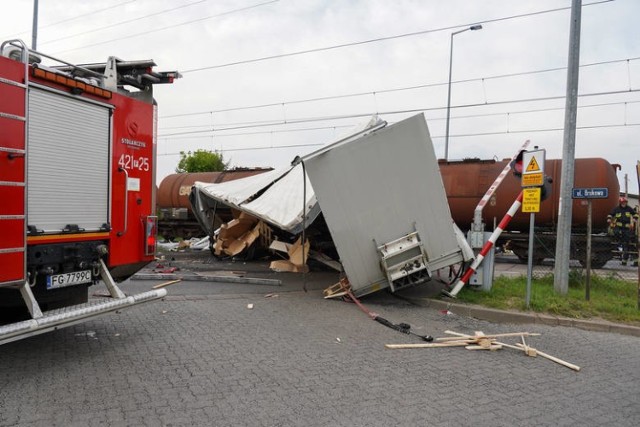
left=607, top=197, right=638, bottom=265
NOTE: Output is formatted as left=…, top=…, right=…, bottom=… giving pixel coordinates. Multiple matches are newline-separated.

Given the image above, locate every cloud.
left=2, top=0, right=639, bottom=193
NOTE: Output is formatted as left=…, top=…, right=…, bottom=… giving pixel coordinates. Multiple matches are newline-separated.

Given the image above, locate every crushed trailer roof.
left=190, top=116, right=385, bottom=235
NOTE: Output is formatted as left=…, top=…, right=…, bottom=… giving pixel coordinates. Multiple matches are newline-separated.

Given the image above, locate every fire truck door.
left=27, top=88, right=111, bottom=232
left=0, top=57, right=27, bottom=286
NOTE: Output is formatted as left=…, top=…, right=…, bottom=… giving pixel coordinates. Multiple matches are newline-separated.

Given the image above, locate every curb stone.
left=400, top=296, right=640, bottom=338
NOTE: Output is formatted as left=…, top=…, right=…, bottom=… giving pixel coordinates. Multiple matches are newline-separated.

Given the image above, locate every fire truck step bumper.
left=0, top=289, right=167, bottom=345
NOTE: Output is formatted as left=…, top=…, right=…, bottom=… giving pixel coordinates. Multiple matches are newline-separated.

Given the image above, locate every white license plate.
left=47, top=270, right=93, bottom=289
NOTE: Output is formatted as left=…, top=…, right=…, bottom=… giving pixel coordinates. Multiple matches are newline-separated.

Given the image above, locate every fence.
left=494, top=228, right=639, bottom=282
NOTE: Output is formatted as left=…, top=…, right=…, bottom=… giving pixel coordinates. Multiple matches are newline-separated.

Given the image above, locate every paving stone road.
left=1, top=254, right=639, bottom=426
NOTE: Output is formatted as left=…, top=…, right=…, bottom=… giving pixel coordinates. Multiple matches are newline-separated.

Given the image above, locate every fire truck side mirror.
left=509, top=150, right=526, bottom=178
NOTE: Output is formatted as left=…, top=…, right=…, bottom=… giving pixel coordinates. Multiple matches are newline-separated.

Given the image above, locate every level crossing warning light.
left=509, top=150, right=526, bottom=177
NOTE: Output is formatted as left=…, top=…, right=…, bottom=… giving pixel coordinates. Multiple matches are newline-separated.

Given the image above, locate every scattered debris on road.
left=385, top=330, right=581, bottom=372
left=323, top=278, right=351, bottom=299
left=152, top=279, right=183, bottom=289
left=269, top=237, right=310, bottom=273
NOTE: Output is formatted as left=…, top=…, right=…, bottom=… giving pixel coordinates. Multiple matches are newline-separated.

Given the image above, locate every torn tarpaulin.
left=190, top=162, right=320, bottom=236
left=189, top=116, right=386, bottom=236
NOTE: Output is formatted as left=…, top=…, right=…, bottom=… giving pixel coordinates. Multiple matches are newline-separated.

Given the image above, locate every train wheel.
left=587, top=254, right=609, bottom=269
left=512, top=248, right=527, bottom=263
left=513, top=250, right=544, bottom=265
left=577, top=254, right=609, bottom=269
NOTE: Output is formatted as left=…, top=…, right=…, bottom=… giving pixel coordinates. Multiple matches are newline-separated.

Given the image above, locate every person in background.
left=607, top=197, right=638, bottom=265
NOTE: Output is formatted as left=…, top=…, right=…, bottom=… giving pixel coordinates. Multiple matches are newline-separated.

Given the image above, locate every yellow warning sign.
left=526, top=156, right=541, bottom=172
left=522, top=172, right=543, bottom=187
left=522, top=188, right=541, bottom=213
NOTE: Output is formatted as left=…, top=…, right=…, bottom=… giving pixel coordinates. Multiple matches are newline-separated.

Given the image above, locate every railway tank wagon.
left=439, top=157, right=620, bottom=267
left=158, top=159, right=622, bottom=267
left=157, top=168, right=272, bottom=240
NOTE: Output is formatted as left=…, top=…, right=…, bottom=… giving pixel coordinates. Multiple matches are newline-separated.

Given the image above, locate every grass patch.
left=453, top=272, right=640, bottom=325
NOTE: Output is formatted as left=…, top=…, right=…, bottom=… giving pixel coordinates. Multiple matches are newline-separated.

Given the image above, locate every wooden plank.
left=442, top=329, right=580, bottom=371
left=385, top=342, right=470, bottom=349
left=466, top=344, right=502, bottom=351
left=516, top=343, right=581, bottom=371
left=152, top=279, right=182, bottom=289
left=323, top=278, right=351, bottom=299
left=437, top=331, right=541, bottom=342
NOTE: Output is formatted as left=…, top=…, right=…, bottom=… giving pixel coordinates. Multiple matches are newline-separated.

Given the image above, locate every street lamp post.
left=444, top=24, right=482, bottom=161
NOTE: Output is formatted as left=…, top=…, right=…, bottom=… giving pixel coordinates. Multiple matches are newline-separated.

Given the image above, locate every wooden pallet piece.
left=443, top=330, right=580, bottom=371
left=323, top=278, right=351, bottom=299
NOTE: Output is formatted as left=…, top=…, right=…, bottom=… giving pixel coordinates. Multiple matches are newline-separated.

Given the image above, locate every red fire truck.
left=0, top=39, right=180, bottom=344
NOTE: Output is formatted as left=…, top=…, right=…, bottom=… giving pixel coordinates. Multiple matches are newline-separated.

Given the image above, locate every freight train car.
left=439, top=157, right=621, bottom=267
left=161, top=158, right=625, bottom=267
left=157, top=168, right=272, bottom=240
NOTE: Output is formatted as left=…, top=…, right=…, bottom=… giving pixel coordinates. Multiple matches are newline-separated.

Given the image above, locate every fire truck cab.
left=0, top=39, right=180, bottom=344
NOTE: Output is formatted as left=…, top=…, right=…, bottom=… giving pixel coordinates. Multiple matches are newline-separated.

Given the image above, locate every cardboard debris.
left=178, top=240, right=192, bottom=249
left=269, top=237, right=310, bottom=273
left=270, top=239, right=342, bottom=273
left=269, top=240, right=290, bottom=254
left=213, top=212, right=272, bottom=257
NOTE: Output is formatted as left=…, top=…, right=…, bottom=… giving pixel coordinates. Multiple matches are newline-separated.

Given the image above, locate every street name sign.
left=571, top=188, right=609, bottom=199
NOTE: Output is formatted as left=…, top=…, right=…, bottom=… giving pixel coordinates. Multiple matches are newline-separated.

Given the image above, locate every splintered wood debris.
left=386, top=330, right=580, bottom=372
left=213, top=212, right=272, bottom=257
left=323, top=278, right=351, bottom=299
left=269, top=237, right=310, bottom=273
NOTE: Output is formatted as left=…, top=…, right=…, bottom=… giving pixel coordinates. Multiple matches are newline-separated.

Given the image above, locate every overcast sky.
left=2, top=0, right=639, bottom=193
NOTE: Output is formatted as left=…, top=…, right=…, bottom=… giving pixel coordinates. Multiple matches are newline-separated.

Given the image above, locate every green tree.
left=175, top=149, right=228, bottom=173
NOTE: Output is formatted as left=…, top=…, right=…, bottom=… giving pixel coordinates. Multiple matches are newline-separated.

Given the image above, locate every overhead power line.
left=158, top=88, right=640, bottom=137
left=53, top=0, right=280, bottom=55
left=41, top=0, right=213, bottom=46
left=0, top=0, right=138, bottom=39
left=161, top=124, right=353, bottom=139
left=161, top=56, right=640, bottom=119
left=157, top=122, right=640, bottom=156
left=158, top=99, right=640, bottom=135
left=181, top=0, right=613, bottom=74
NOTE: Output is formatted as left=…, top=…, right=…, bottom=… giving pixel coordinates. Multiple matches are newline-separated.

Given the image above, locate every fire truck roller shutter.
left=27, top=88, right=110, bottom=232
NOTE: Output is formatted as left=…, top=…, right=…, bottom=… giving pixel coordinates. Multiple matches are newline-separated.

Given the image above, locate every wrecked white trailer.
left=191, top=114, right=473, bottom=296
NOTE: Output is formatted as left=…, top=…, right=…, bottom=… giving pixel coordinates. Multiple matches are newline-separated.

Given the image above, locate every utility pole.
left=32, top=0, right=39, bottom=50
left=554, top=0, right=582, bottom=294
left=624, top=173, right=628, bottom=196
left=444, top=25, right=482, bottom=160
